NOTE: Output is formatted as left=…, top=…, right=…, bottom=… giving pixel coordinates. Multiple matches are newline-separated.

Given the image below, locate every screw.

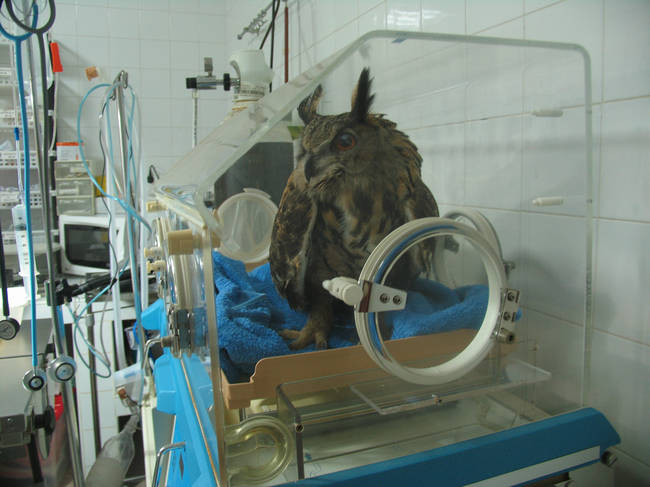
left=507, top=292, right=516, bottom=301
left=503, top=312, right=512, bottom=321
left=380, top=293, right=389, bottom=303
left=392, top=295, right=402, bottom=305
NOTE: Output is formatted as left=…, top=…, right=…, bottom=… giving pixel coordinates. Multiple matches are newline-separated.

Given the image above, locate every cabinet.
left=0, top=37, right=57, bottom=283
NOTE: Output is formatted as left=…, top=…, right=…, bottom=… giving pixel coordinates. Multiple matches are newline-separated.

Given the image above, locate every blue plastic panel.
left=282, top=408, right=619, bottom=486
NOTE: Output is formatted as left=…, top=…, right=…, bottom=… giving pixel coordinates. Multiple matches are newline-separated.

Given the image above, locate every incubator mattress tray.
left=221, top=329, right=513, bottom=409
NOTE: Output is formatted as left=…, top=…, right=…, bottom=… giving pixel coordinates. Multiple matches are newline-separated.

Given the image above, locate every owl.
left=269, top=68, right=439, bottom=350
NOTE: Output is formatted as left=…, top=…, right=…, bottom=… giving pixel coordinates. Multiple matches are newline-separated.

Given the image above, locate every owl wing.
left=269, top=171, right=317, bottom=310
left=404, top=178, right=440, bottom=278
left=408, top=178, right=439, bottom=219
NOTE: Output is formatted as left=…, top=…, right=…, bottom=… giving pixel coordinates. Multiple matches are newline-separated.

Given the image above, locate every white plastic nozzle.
left=146, top=260, right=166, bottom=274
left=143, top=246, right=162, bottom=259
left=322, top=277, right=363, bottom=307
left=532, top=196, right=564, bottom=206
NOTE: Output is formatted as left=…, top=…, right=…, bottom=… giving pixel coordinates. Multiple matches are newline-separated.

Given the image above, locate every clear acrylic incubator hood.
left=145, top=31, right=619, bottom=486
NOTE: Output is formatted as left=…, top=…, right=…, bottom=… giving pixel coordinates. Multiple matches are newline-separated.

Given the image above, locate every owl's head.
left=296, top=68, right=421, bottom=197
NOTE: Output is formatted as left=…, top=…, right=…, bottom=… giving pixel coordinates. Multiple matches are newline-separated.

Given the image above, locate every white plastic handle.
left=322, top=277, right=363, bottom=307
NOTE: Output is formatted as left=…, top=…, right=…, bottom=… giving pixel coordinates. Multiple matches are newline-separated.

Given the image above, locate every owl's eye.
left=334, top=132, right=356, bottom=151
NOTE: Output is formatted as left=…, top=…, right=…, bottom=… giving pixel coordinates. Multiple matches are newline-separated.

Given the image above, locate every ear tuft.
left=350, top=68, right=375, bottom=122
left=298, top=85, right=323, bottom=124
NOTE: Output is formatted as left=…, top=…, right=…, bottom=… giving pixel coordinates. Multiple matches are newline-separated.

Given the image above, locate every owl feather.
left=270, top=68, right=439, bottom=349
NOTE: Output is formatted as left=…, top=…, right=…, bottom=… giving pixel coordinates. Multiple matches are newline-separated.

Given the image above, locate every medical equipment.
left=0, top=218, right=20, bottom=340
left=144, top=30, right=618, bottom=486
left=58, top=214, right=127, bottom=276
left=0, top=2, right=87, bottom=484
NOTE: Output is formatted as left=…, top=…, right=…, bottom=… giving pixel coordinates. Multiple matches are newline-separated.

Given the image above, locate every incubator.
left=143, top=31, right=618, bottom=486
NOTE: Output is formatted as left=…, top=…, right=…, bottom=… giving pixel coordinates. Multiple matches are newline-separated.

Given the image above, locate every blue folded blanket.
left=213, top=251, right=488, bottom=383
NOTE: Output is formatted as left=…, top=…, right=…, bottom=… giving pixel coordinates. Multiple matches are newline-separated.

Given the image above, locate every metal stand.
left=25, top=30, right=85, bottom=487
left=113, top=70, right=146, bottom=382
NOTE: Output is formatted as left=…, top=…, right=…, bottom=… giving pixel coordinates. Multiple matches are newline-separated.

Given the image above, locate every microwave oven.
left=59, top=214, right=127, bottom=276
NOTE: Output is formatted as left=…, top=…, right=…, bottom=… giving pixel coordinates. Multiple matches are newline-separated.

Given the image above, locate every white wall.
left=52, top=0, right=649, bottom=484
left=53, top=0, right=232, bottom=176
left=225, top=1, right=649, bottom=485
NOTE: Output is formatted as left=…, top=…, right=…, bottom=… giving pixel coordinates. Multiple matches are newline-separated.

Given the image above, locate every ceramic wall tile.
left=603, top=0, right=650, bottom=101
left=140, top=68, right=171, bottom=98
left=594, top=219, right=650, bottom=345
left=52, top=3, right=77, bottom=37
left=464, top=116, right=523, bottom=210
left=599, top=98, right=650, bottom=222
left=107, top=8, right=140, bottom=39
left=415, top=122, right=465, bottom=207
left=522, top=105, right=596, bottom=217
left=76, top=5, right=109, bottom=37
left=139, top=10, right=171, bottom=40
left=590, top=330, right=650, bottom=465
left=386, top=0, right=422, bottom=31
left=467, top=0, right=523, bottom=33
left=519, top=309, right=584, bottom=410
left=421, top=0, right=465, bottom=34
left=140, top=39, right=171, bottom=70
left=524, top=0, right=604, bottom=103
left=521, top=213, right=586, bottom=324
left=109, top=38, right=141, bottom=69
left=359, top=2, right=387, bottom=36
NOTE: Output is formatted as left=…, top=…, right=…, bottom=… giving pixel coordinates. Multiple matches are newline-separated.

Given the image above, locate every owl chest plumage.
left=308, top=180, right=407, bottom=284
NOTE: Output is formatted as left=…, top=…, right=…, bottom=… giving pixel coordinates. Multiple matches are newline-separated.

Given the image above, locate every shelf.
left=0, top=150, right=39, bottom=168
left=349, top=357, right=551, bottom=415
left=2, top=241, right=61, bottom=256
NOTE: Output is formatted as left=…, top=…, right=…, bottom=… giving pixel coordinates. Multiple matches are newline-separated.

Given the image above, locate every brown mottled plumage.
left=270, top=69, right=439, bottom=349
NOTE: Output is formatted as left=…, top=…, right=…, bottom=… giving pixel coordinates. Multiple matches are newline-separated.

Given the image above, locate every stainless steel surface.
left=151, top=441, right=185, bottom=487
left=202, top=229, right=228, bottom=486
left=192, top=89, right=198, bottom=148
left=86, top=314, right=101, bottom=455
left=114, top=71, right=147, bottom=376
left=0, top=318, right=50, bottom=413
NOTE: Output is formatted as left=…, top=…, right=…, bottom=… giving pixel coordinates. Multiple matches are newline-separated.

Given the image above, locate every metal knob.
left=23, top=368, right=47, bottom=391
left=48, top=355, right=77, bottom=382
left=0, top=317, right=20, bottom=340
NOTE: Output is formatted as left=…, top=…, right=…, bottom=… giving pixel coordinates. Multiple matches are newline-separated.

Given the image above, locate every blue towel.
left=213, top=251, right=488, bottom=383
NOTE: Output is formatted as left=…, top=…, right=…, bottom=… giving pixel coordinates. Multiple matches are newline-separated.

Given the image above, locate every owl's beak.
left=304, top=157, right=315, bottom=182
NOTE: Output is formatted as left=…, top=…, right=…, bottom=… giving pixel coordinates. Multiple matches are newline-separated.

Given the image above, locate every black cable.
left=4, top=0, right=55, bottom=34
left=258, top=0, right=280, bottom=50
left=146, top=165, right=159, bottom=184
left=0, top=218, right=10, bottom=317
left=269, top=0, right=278, bottom=92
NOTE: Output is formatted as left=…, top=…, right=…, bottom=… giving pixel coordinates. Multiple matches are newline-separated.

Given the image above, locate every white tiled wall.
left=54, top=0, right=649, bottom=483
left=53, top=0, right=230, bottom=175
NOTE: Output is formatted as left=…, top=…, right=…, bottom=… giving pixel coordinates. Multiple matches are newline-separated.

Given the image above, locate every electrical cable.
left=4, top=0, right=54, bottom=33
left=87, top=77, right=147, bottom=400
left=0, top=2, right=40, bottom=366
left=67, top=258, right=129, bottom=379
left=76, top=83, right=151, bottom=232
left=269, top=0, right=278, bottom=92
left=258, top=0, right=280, bottom=50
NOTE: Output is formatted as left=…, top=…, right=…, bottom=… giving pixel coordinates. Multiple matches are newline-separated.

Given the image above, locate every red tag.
left=50, top=41, right=63, bottom=73
left=54, top=393, right=64, bottom=420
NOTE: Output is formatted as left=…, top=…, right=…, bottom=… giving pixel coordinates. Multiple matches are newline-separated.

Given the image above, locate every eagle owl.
left=270, top=68, right=439, bottom=350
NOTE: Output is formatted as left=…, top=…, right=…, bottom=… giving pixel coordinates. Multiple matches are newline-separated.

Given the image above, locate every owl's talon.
left=279, top=328, right=328, bottom=350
